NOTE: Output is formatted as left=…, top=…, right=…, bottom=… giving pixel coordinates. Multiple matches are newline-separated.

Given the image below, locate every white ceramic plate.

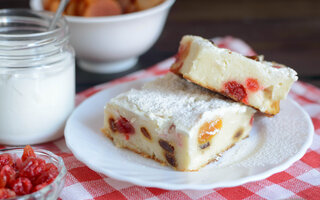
left=65, top=78, right=313, bottom=190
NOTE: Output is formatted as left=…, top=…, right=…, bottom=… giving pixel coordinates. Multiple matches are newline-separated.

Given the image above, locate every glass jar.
left=0, top=9, right=75, bottom=145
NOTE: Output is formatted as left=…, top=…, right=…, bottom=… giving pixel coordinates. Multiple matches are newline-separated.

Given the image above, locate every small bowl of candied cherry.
left=0, top=145, right=66, bottom=199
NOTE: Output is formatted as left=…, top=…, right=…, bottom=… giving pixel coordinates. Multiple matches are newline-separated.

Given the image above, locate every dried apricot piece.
left=198, top=119, right=222, bottom=145
left=118, top=0, right=138, bottom=13
left=136, top=0, right=164, bottom=10
left=48, top=0, right=60, bottom=12
left=43, top=0, right=52, bottom=10
left=82, top=0, right=122, bottom=17
left=65, top=0, right=79, bottom=16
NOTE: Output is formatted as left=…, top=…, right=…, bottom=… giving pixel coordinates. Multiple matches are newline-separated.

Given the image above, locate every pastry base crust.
left=101, top=128, right=249, bottom=171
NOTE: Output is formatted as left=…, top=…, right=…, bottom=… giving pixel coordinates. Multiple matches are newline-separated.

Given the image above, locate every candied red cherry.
left=272, top=65, right=282, bottom=69
left=116, top=117, right=135, bottom=134
left=250, top=115, right=254, bottom=126
left=12, top=156, right=22, bottom=172
left=34, top=172, right=55, bottom=186
left=35, top=163, right=58, bottom=185
left=32, top=182, right=48, bottom=192
left=0, top=154, right=14, bottom=169
left=0, top=175, right=5, bottom=188
left=20, top=157, right=46, bottom=183
left=224, top=81, right=247, bottom=102
left=44, top=163, right=58, bottom=172
left=246, top=78, right=260, bottom=92
left=0, top=165, right=16, bottom=187
left=0, top=188, right=16, bottom=199
left=21, top=145, right=36, bottom=162
left=10, top=177, right=32, bottom=195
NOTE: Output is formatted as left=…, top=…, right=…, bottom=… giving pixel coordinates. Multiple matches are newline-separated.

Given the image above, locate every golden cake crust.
left=101, top=128, right=249, bottom=171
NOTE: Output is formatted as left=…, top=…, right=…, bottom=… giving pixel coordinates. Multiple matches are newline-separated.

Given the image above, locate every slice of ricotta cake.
left=102, top=73, right=256, bottom=171
left=170, top=35, right=298, bottom=115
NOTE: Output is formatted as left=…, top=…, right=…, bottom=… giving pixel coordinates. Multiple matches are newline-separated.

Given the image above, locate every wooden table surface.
left=2, top=0, right=320, bottom=92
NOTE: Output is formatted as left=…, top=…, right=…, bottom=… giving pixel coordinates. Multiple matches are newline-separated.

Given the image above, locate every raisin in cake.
left=170, top=35, right=298, bottom=115
left=102, top=73, right=256, bottom=171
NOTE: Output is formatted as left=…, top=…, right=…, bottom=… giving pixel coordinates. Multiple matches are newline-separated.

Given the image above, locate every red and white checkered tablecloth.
left=2, top=37, right=320, bottom=199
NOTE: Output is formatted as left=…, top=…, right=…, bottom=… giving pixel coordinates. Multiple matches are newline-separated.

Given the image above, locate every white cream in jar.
left=0, top=9, right=75, bottom=145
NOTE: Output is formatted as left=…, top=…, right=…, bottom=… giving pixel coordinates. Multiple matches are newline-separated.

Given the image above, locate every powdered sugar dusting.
left=212, top=99, right=312, bottom=168
left=109, top=73, right=251, bottom=132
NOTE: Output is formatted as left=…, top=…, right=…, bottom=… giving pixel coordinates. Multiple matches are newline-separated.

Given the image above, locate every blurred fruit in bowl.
left=31, top=0, right=175, bottom=73
left=44, top=0, right=123, bottom=17
left=44, top=0, right=165, bottom=16
left=136, top=0, right=164, bottom=11
left=0, top=145, right=66, bottom=199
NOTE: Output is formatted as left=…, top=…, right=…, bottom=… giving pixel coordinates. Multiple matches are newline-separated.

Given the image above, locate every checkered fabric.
left=1, top=37, right=319, bottom=200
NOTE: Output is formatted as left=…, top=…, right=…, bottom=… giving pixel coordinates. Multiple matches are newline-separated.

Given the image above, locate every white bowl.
left=30, top=0, right=175, bottom=73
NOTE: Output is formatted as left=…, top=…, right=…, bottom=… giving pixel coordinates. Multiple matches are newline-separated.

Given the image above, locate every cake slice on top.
left=102, top=73, right=256, bottom=171
left=170, top=35, right=298, bottom=115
